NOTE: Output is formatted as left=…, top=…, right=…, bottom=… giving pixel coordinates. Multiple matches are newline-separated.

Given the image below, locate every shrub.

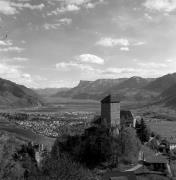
left=41, top=153, right=94, bottom=180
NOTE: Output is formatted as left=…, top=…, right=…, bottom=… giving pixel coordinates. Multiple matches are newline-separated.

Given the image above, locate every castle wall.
left=101, top=103, right=111, bottom=128
left=110, top=103, right=120, bottom=128
left=101, top=102, right=120, bottom=129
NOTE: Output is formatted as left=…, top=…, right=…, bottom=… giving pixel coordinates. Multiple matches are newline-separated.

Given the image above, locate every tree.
left=119, top=127, right=141, bottom=164
left=41, top=153, right=94, bottom=180
left=136, top=118, right=151, bottom=143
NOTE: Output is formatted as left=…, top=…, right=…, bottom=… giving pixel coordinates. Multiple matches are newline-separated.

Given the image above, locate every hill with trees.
left=0, top=78, right=43, bottom=108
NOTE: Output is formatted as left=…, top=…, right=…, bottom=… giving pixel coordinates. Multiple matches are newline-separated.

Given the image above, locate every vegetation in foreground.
left=1, top=113, right=176, bottom=180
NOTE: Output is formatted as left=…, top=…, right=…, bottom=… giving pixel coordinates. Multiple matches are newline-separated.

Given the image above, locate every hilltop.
left=0, top=78, right=43, bottom=108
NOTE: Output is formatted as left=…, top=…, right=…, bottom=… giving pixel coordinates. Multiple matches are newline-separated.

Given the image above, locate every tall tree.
left=119, top=127, right=141, bottom=164
left=136, top=118, right=150, bottom=143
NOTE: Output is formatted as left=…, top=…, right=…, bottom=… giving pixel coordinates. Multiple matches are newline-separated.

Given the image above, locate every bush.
left=119, top=127, right=141, bottom=164
left=41, top=153, right=94, bottom=180
left=52, top=126, right=113, bottom=168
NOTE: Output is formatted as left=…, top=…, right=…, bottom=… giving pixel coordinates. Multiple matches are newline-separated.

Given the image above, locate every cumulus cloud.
left=47, top=0, right=104, bottom=15
left=102, top=67, right=143, bottom=76
left=56, top=61, right=94, bottom=71
left=96, top=37, right=129, bottom=47
left=0, top=62, right=36, bottom=87
left=43, top=23, right=61, bottom=30
left=138, top=62, right=167, bottom=68
left=12, top=57, right=29, bottom=62
left=76, top=54, right=104, bottom=65
left=11, top=2, right=45, bottom=10
left=48, top=4, right=80, bottom=15
left=120, top=47, right=129, bottom=51
left=0, top=1, right=45, bottom=15
left=133, top=41, right=146, bottom=46
left=58, top=18, right=72, bottom=25
left=0, top=1, right=17, bottom=15
left=144, top=0, right=176, bottom=12
left=0, top=46, right=24, bottom=53
left=43, top=18, right=72, bottom=30
left=0, top=40, right=13, bottom=46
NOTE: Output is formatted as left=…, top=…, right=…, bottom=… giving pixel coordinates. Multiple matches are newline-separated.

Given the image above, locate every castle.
left=101, top=94, right=136, bottom=130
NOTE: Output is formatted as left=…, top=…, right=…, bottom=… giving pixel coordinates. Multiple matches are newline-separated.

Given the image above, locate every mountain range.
left=0, top=78, right=43, bottom=108
left=52, top=73, right=176, bottom=107
left=33, top=88, right=70, bottom=97
left=1, top=72, right=176, bottom=108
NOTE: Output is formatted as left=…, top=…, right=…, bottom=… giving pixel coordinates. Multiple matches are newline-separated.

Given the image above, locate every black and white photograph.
left=0, top=0, right=176, bottom=179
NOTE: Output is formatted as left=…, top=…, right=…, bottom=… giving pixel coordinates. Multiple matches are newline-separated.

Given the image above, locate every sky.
left=0, top=0, right=176, bottom=88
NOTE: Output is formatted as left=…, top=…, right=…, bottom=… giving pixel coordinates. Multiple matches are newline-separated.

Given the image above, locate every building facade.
left=101, top=95, right=120, bottom=129
left=101, top=95, right=135, bottom=130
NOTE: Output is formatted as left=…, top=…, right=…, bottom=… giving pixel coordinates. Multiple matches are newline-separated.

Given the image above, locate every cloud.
left=0, top=40, right=13, bottom=46
left=43, top=18, right=72, bottom=30
left=120, top=47, right=129, bottom=51
left=102, top=67, right=142, bottom=75
left=11, top=2, right=45, bottom=10
left=55, top=54, right=104, bottom=78
left=144, top=0, right=176, bottom=12
left=85, top=3, right=95, bottom=8
left=96, top=37, right=129, bottom=47
left=144, top=13, right=153, bottom=20
left=0, top=62, right=35, bottom=87
left=48, top=4, right=80, bottom=15
left=56, top=61, right=94, bottom=71
left=12, top=57, right=29, bottom=62
left=0, top=46, right=24, bottom=53
left=0, top=1, right=45, bottom=15
left=138, top=62, right=167, bottom=68
left=47, top=0, right=104, bottom=15
left=76, top=54, right=104, bottom=65
left=0, top=1, right=17, bottom=15
left=43, top=23, right=61, bottom=30
left=133, top=41, right=146, bottom=46
left=58, top=18, right=72, bottom=25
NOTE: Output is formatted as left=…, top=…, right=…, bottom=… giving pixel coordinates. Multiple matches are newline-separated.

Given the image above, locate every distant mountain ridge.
left=34, top=88, right=70, bottom=97
left=54, top=76, right=156, bottom=101
left=0, top=78, right=43, bottom=108
left=55, top=78, right=128, bottom=100
left=145, top=73, right=176, bottom=92
left=52, top=73, right=176, bottom=108
left=159, top=83, right=176, bottom=107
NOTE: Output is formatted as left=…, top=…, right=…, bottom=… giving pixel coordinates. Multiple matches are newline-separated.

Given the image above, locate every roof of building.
left=144, top=154, right=168, bottom=164
left=167, top=139, right=176, bottom=144
left=101, top=94, right=120, bottom=103
left=120, top=110, right=133, bottom=121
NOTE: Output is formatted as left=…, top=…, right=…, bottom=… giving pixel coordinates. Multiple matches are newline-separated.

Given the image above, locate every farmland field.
left=147, top=120, right=176, bottom=140
left=133, top=105, right=176, bottom=141
left=7, top=97, right=101, bottom=113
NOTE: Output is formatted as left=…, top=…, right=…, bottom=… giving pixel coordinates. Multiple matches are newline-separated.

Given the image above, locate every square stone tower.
left=101, top=94, right=120, bottom=129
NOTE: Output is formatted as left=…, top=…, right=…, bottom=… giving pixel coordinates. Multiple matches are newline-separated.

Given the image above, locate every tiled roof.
left=101, top=94, right=120, bottom=103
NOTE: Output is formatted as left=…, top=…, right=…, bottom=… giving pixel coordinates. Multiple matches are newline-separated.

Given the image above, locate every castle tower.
left=101, top=94, right=120, bottom=129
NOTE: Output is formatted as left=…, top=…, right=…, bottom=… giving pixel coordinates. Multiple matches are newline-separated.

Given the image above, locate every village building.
left=168, top=139, right=176, bottom=151
left=143, top=154, right=169, bottom=173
